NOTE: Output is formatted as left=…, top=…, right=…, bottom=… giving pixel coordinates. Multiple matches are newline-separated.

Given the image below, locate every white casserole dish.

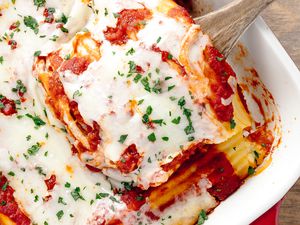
left=193, top=0, right=300, bottom=224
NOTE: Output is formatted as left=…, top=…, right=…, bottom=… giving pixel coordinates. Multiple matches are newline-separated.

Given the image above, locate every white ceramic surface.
left=195, top=1, right=300, bottom=224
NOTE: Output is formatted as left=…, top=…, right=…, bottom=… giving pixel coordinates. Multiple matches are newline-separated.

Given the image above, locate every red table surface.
left=251, top=201, right=283, bottom=225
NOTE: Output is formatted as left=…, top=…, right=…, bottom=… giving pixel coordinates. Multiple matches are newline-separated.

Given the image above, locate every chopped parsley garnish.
left=197, top=210, right=208, bottom=225
left=184, top=124, right=195, bottom=135
left=0, top=56, right=3, bottom=64
left=216, top=56, right=224, bottom=62
left=1, top=182, right=8, bottom=191
left=71, top=187, right=85, bottom=201
left=162, top=136, right=169, bottom=141
left=56, top=210, right=64, bottom=220
left=248, top=166, right=255, bottom=175
left=26, top=113, right=46, bottom=127
left=167, top=53, right=173, bottom=60
left=24, top=16, right=39, bottom=34
left=104, top=8, right=108, bottom=16
left=8, top=171, right=15, bottom=176
left=152, top=119, right=164, bottom=126
left=50, top=35, right=59, bottom=41
left=34, top=50, right=41, bottom=57
left=60, top=26, right=69, bottom=33
left=34, top=195, right=39, bottom=202
left=128, top=61, right=137, bottom=74
left=96, top=192, right=109, bottom=199
left=121, top=181, right=133, bottom=191
left=138, top=99, right=144, bottom=105
left=126, top=48, right=135, bottom=56
left=12, top=80, right=27, bottom=96
left=133, top=74, right=142, bottom=83
left=178, top=97, right=186, bottom=109
left=58, top=197, right=67, bottom=205
left=188, top=136, right=195, bottom=141
left=64, top=54, right=71, bottom=60
left=113, top=13, right=120, bottom=18
left=27, top=143, right=41, bottom=156
left=254, top=150, right=260, bottom=159
left=118, top=134, right=128, bottom=144
left=35, top=166, right=46, bottom=176
left=230, top=118, right=236, bottom=129
left=1, top=201, right=6, bottom=206
left=73, top=90, right=82, bottom=99
left=165, top=76, right=172, bottom=81
left=109, top=196, right=119, bottom=203
left=152, top=79, right=162, bottom=94
left=141, top=77, right=151, bottom=92
left=56, top=14, right=68, bottom=24
left=147, top=133, right=156, bottom=142
left=65, top=182, right=71, bottom=188
left=156, top=36, right=162, bottom=43
left=142, top=114, right=149, bottom=124
left=33, top=0, right=46, bottom=9
left=172, top=116, right=181, bottom=125
left=168, top=85, right=176, bottom=91
left=146, top=106, right=153, bottom=115
left=147, top=157, right=152, bottom=163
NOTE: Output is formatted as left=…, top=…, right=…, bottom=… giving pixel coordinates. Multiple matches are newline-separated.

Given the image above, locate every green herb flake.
left=146, top=105, right=153, bottom=115
left=24, top=16, right=39, bottom=34
left=171, top=116, right=181, bottom=125
left=126, top=48, right=135, bottom=56
left=0, top=56, right=4, bottom=64
left=56, top=14, right=68, bottom=24
left=168, top=85, right=175, bottom=91
left=248, top=166, right=255, bottom=175
left=34, top=51, right=41, bottom=57
left=56, top=210, right=64, bottom=220
left=156, top=36, right=162, bottom=43
left=118, top=134, right=128, bottom=144
left=230, top=118, right=236, bottom=129
left=147, top=133, right=156, bottom=142
left=65, top=182, right=71, bottom=188
left=71, top=187, right=85, bottom=201
left=138, top=99, right=144, bottom=105
left=33, top=0, right=46, bottom=8
left=216, top=56, right=224, bottom=62
left=8, top=171, right=15, bottom=176
left=96, top=192, right=109, bottom=199
left=27, top=143, right=41, bottom=156
left=197, top=209, right=208, bottom=225
left=26, top=113, right=46, bottom=127
left=58, top=197, right=67, bottom=205
left=113, top=13, right=120, bottom=18
left=162, top=136, right=169, bottom=141
left=1, top=182, right=8, bottom=191
left=12, top=80, right=27, bottom=96
left=104, top=8, right=108, bottom=16
left=133, top=74, right=142, bottom=83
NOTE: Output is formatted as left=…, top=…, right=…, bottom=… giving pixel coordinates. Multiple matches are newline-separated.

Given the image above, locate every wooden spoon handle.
left=194, top=0, right=275, bottom=57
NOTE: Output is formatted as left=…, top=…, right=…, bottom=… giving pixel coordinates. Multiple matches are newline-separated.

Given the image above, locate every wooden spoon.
left=194, top=0, right=275, bottom=57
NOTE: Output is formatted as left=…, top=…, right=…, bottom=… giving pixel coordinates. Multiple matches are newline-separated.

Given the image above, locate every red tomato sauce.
left=60, top=57, right=91, bottom=75
left=203, top=46, right=236, bottom=122
left=120, top=187, right=146, bottom=211
left=104, top=8, right=152, bottom=45
left=151, top=45, right=187, bottom=76
left=0, top=95, right=17, bottom=116
left=0, top=175, right=31, bottom=225
left=44, top=174, right=56, bottom=191
left=116, top=144, right=141, bottom=173
left=69, top=101, right=101, bottom=152
left=148, top=146, right=242, bottom=211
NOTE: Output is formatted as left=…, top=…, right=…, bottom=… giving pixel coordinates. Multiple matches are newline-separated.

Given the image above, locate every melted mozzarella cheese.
left=52, top=0, right=234, bottom=188
left=0, top=0, right=229, bottom=224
